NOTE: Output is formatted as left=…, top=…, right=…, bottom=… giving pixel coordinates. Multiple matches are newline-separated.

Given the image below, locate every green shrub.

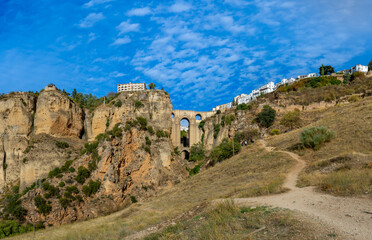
left=42, top=182, right=60, bottom=199
left=143, top=145, right=151, bottom=154
left=209, top=139, right=241, bottom=165
left=134, top=100, right=144, bottom=109
left=56, top=141, right=69, bottom=149
left=69, top=167, right=75, bottom=173
left=198, top=120, right=206, bottom=132
left=186, top=162, right=203, bottom=176
left=156, top=129, right=165, bottom=138
left=270, top=129, right=280, bottom=135
left=48, top=167, right=62, bottom=178
left=136, top=116, right=148, bottom=130
left=300, top=126, right=335, bottom=150
left=213, top=123, right=220, bottom=139
left=108, top=123, right=123, bottom=138
left=233, top=129, right=259, bottom=143
left=82, top=180, right=101, bottom=197
left=236, top=103, right=251, bottom=111
left=189, top=142, right=205, bottom=162
left=88, top=160, right=97, bottom=171
left=114, top=99, right=122, bottom=107
left=59, top=198, right=70, bottom=209
left=75, top=166, right=91, bottom=184
left=59, top=182, right=65, bottom=187
left=280, top=109, right=301, bottom=129
left=147, top=126, right=155, bottom=135
left=34, top=196, right=52, bottom=215
left=66, top=186, right=79, bottom=194
left=256, top=105, right=276, bottom=128
left=60, top=160, right=74, bottom=172
left=130, top=196, right=138, bottom=203
left=84, top=142, right=99, bottom=154
left=145, top=136, right=151, bottom=146
left=350, top=72, right=365, bottom=81
left=0, top=220, right=42, bottom=238
left=3, top=193, right=27, bottom=221
left=75, top=195, right=83, bottom=202
left=173, top=147, right=180, bottom=156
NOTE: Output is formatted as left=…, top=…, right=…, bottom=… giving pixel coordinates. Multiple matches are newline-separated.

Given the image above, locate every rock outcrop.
left=34, top=85, right=84, bottom=138
left=0, top=92, right=35, bottom=188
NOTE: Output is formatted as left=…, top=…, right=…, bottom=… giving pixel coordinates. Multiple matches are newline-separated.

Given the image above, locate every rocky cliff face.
left=34, top=87, right=84, bottom=138
left=0, top=93, right=35, bottom=188
left=0, top=86, right=187, bottom=225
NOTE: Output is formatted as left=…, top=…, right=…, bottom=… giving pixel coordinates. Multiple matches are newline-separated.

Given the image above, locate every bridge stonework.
left=171, top=110, right=214, bottom=153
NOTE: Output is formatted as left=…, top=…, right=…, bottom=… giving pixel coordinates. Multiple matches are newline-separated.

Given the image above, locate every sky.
left=0, top=0, right=372, bottom=111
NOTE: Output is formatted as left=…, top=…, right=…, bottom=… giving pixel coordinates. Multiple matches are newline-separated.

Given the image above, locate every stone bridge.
left=171, top=110, right=214, bottom=159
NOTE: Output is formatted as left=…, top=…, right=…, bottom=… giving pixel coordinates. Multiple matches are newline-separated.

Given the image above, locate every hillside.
left=1, top=75, right=372, bottom=239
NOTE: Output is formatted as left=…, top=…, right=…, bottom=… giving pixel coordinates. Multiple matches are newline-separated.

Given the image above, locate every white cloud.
left=79, top=13, right=105, bottom=28
left=169, top=1, right=192, bottom=13
left=116, top=20, right=140, bottom=34
left=110, top=71, right=126, bottom=77
left=88, top=32, right=97, bottom=42
left=127, top=7, right=151, bottom=16
left=111, top=36, right=131, bottom=45
left=84, top=0, right=113, bottom=8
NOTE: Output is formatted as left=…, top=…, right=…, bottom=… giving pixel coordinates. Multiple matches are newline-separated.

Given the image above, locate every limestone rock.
left=34, top=89, right=84, bottom=138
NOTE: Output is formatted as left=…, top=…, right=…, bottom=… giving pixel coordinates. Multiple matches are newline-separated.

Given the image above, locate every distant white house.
left=276, top=78, right=296, bottom=88
left=180, top=126, right=189, bottom=132
left=234, top=93, right=256, bottom=105
left=297, top=73, right=318, bottom=79
left=351, top=64, right=368, bottom=73
left=259, top=81, right=276, bottom=94
left=213, top=102, right=232, bottom=112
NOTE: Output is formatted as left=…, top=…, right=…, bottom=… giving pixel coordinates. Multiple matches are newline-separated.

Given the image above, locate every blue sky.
left=1, top=0, right=372, bottom=111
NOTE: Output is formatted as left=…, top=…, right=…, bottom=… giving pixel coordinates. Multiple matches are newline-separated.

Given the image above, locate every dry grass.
left=143, top=202, right=340, bottom=240
left=268, top=96, right=372, bottom=196
left=9, top=144, right=294, bottom=240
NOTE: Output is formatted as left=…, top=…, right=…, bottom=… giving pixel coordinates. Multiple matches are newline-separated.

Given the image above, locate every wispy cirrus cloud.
left=116, top=20, right=140, bottom=34
left=111, top=36, right=131, bottom=46
left=79, top=13, right=105, bottom=28
left=84, top=0, right=114, bottom=8
left=127, top=7, right=151, bottom=16
left=169, top=1, right=192, bottom=13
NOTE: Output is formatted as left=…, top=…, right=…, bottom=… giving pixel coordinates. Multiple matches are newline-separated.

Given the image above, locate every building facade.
left=259, top=81, right=276, bottom=94
left=298, top=73, right=318, bottom=79
left=351, top=64, right=368, bottom=73
left=117, top=83, right=146, bottom=92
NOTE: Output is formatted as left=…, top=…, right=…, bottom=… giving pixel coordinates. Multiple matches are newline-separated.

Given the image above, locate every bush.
left=55, top=141, right=69, bottom=149
left=156, top=129, right=166, bottom=138
left=108, top=123, right=123, bottom=138
left=186, top=162, right=203, bottom=176
left=350, top=72, right=365, bottom=81
left=0, top=220, right=42, bottom=238
left=59, top=182, right=65, bottom=187
left=145, top=136, right=151, bottom=146
left=82, top=180, right=101, bottom=197
left=270, top=129, right=280, bottom=135
left=60, top=160, right=74, bottom=172
left=114, top=99, right=122, bottom=107
left=189, top=142, right=205, bottom=162
left=280, top=109, right=301, bottom=129
left=233, top=129, right=259, bottom=143
left=42, top=182, right=60, bottom=199
left=236, top=103, right=251, bottom=111
left=136, top=117, right=148, bottom=130
left=143, top=145, right=151, bottom=154
left=198, top=120, right=206, bottom=132
left=147, top=126, right=155, bottom=135
left=130, top=196, right=138, bottom=203
left=59, top=198, right=70, bottom=209
left=213, top=123, right=220, bottom=139
left=48, top=167, right=62, bottom=178
left=209, top=139, right=241, bottom=165
left=221, top=114, right=235, bottom=127
left=3, top=193, right=27, bottom=221
left=75, top=166, right=91, bottom=184
left=256, top=105, right=276, bottom=128
left=66, top=186, right=79, bottom=194
left=348, top=95, right=361, bottom=102
left=134, top=100, right=144, bottom=109
left=34, top=196, right=52, bottom=215
left=300, top=126, right=335, bottom=150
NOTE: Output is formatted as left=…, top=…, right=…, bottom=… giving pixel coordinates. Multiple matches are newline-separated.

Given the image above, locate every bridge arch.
left=181, top=150, right=190, bottom=160
left=171, top=110, right=214, bottom=151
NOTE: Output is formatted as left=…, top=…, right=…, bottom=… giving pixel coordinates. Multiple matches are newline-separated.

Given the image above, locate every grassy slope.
left=10, top=144, right=293, bottom=239
left=268, top=96, right=372, bottom=196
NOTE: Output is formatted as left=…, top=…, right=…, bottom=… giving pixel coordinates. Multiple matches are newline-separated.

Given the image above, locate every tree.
left=280, top=109, right=301, bottom=129
left=256, top=105, right=276, bottom=128
left=368, top=59, right=372, bottom=71
left=319, top=65, right=334, bottom=76
left=148, top=83, right=156, bottom=89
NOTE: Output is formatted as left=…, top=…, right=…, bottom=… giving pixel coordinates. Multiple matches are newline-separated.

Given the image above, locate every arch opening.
left=181, top=150, right=190, bottom=160
left=195, top=114, right=202, bottom=121
left=171, top=113, right=175, bottom=119
left=180, top=118, right=190, bottom=147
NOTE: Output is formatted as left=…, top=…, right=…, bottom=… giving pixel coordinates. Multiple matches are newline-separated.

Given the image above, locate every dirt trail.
left=216, top=140, right=372, bottom=240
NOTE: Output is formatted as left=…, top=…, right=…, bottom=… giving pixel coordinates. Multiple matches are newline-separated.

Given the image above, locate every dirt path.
left=216, top=140, right=372, bottom=240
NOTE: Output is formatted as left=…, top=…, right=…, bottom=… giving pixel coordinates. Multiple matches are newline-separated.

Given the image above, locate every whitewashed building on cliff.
left=117, top=83, right=146, bottom=92
left=298, top=73, right=318, bottom=79
left=351, top=64, right=368, bottom=73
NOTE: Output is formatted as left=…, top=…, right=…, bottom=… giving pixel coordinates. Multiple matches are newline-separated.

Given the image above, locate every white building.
left=351, top=64, right=368, bottom=73
left=276, top=78, right=296, bottom=88
left=259, top=81, right=276, bottom=94
left=234, top=93, right=256, bottom=105
left=180, top=126, right=189, bottom=132
left=117, top=83, right=146, bottom=92
left=213, top=102, right=232, bottom=112
left=297, top=73, right=318, bottom=79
